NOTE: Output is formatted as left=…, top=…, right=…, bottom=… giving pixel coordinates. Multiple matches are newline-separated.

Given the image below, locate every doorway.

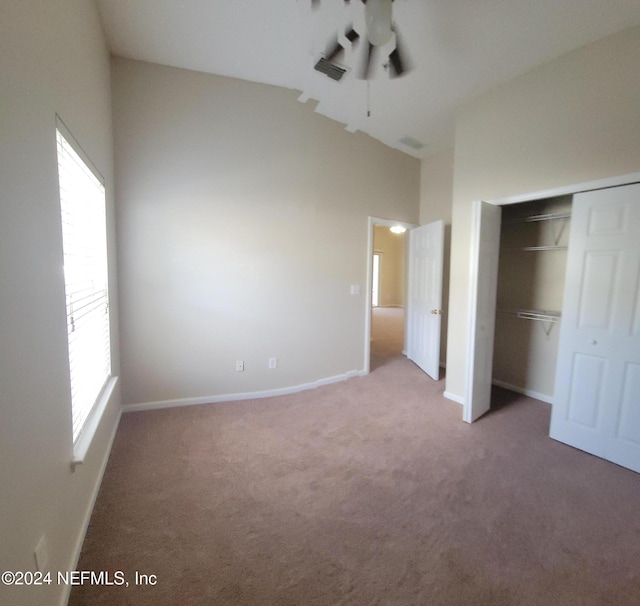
left=370, top=226, right=407, bottom=370
left=364, top=217, right=416, bottom=374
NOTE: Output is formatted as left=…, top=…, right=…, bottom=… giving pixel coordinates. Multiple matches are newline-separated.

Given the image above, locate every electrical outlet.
left=235, top=360, right=244, bottom=372
left=34, top=535, right=48, bottom=572
left=268, top=357, right=278, bottom=369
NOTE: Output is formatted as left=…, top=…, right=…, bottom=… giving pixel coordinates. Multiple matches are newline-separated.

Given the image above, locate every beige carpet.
left=71, top=342, right=640, bottom=604
left=370, top=306, right=404, bottom=371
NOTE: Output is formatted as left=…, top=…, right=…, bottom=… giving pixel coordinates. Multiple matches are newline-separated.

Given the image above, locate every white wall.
left=446, top=26, right=640, bottom=401
left=112, top=58, right=420, bottom=406
left=0, top=2, right=121, bottom=605
left=420, top=149, right=454, bottom=366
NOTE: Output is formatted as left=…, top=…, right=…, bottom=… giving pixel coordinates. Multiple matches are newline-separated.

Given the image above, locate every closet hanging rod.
left=498, top=309, right=561, bottom=323
left=503, top=245, right=568, bottom=251
left=502, top=212, right=571, bottom=225
left=521, top=245, right=567, bottom=251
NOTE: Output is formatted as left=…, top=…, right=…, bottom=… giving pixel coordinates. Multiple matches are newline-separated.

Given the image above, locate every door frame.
left=464, top=171, right=640, bottom=422
left=364, top=216, right=417, bottom=375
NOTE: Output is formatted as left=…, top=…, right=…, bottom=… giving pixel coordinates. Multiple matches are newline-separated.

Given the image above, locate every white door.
left=371, top=253, right=380, bottom=307
left=550, top=184, right=640, bottom=473
left=406, top=220, right=444, bottom=380
left=464, top=201, right=502, bottom=423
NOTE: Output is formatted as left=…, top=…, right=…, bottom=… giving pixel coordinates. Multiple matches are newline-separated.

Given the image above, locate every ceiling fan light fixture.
left=365, top=0, right=393, bottom=47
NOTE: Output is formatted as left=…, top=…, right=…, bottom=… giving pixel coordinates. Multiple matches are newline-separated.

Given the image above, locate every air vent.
left=399, top=136, right=425, bottom=151
left=314, top=57, right=347, bottom=81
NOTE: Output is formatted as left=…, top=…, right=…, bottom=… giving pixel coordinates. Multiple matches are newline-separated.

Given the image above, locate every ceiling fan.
left=312, top=0, right=410, bottom=81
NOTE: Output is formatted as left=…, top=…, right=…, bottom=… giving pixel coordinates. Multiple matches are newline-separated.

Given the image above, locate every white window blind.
left=56, top=126, right=111, bottom=443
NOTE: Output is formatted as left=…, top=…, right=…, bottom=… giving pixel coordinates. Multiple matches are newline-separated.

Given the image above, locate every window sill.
left=71, top=376, right=118, bottom=472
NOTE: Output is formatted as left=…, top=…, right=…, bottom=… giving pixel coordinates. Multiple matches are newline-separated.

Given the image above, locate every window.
left=56, top=122, right=111, bottom=444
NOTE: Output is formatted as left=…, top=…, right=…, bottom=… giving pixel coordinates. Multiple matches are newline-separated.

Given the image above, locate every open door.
left=406, top=220, right=444, bottom=380
left=464, top=201, right=502, bottom=423
left=550, top=184, right=640, bottom=473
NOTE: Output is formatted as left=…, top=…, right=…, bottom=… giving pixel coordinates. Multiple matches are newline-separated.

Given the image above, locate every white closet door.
left=550, top=183, right=640, bottom=473
left=406, top=220, right=444, bottom=380
left=464, top=201, right=502, bottom=423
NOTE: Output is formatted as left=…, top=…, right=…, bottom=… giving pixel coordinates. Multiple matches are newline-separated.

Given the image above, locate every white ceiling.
left=95, top=0, right=640, bottom=159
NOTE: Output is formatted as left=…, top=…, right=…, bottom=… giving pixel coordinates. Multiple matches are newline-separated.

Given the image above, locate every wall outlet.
left=34, top=534, right=49, bottom=572
left=235, top=360, right=244, bottom=372
left=268, top=357, right=278, bottom=369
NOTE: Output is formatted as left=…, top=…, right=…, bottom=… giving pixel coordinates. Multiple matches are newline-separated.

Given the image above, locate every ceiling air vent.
left=314, top=57, right=347, bottom=82
left=399, top=136, right=425, bottom=151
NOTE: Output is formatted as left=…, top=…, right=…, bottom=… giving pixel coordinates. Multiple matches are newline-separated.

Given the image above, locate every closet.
left=493, top=196, right=572, bottom=402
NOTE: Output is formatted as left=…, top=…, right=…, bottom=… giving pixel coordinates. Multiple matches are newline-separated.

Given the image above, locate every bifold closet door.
left=550, top=183, right=640, bottom=473
left=464, top=201, right=501, bottom=423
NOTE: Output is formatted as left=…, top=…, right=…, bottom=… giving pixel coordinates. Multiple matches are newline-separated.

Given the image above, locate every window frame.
left=55, top=117, right=117, bottom=469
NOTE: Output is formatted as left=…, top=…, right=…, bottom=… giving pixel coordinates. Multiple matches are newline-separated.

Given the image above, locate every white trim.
left=488, top=172, right=640, bottom=207
left=124, top=369, right=367, bottom=413
left=491, top=379, right=553, bottom=404
left=364, top=219, right=374, bottom=375
left=444, top=391, right=464, bottom=405
left=60, top=405, right=122, bottom=606
left=71, top=376, right=118, bottom=470
left=463, top=200, right=483, bottom=423
left=56, top=115, right=105, bottom=185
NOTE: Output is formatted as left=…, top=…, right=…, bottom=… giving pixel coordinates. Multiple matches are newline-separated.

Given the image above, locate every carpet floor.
left=70, top=314, right=640, bottom=605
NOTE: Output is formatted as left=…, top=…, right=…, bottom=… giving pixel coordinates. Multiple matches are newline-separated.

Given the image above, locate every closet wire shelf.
left=502, top=212, right=571, bottom=225
left=497, top=309, right=561, bottom=335
left=503, top=211, right=571, bottom=250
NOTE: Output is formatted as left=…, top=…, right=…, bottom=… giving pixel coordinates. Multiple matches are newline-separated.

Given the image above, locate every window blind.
left=56, top=127, right=111, bottom=443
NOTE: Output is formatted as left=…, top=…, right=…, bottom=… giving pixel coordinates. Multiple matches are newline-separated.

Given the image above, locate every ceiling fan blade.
left=345, top=27, right=360, bottom=44
left=325, top=26, right=359, bottom=63
left=325, top=36, right=343, bottom=62
left=360, top=41, right=375, bottom=79
left=388, top=47, right=404, bottom=77
left=389, top=28, right=410, bottom=77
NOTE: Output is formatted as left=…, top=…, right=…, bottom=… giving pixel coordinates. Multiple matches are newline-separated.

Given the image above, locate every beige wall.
left=419, top=149, right=454, bottom=227
left=0, top=2, right=121, bottom=605
left=420, top=149, right=454, bottom=366
left=373, top=226, right=406, bottom=307
left=446, top=26, right=640, bottom=400
left=112, top=58, right=420, bottom=406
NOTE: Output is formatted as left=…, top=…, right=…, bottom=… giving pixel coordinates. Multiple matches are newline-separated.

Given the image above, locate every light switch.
left=350, top=284, right=361, bottom=295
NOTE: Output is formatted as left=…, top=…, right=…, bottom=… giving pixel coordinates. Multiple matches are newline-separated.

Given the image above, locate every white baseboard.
left=491, top=379, right=553, bottom=404
left=61, top=404, right=122, bottom=606
left=444, top=391, right=464, bottom=405
left=124, top=369, right=367, bottom=413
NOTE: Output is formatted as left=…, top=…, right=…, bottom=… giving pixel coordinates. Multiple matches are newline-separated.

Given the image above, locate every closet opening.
left=492, top=195, right=572, bottom=405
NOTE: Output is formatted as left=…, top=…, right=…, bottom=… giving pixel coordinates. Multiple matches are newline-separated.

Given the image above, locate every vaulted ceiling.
left=95, top=0, right=640, bottom=158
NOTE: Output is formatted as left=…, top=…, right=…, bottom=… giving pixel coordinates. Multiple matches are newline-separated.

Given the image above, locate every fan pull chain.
left=367, top=81, right=371, bottom=117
